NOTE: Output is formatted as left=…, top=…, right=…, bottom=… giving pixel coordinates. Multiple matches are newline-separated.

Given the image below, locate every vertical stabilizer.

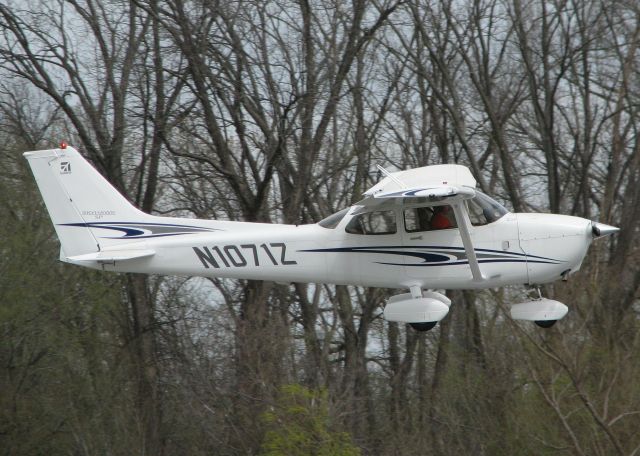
left=23, top=146, right=150, bottom=257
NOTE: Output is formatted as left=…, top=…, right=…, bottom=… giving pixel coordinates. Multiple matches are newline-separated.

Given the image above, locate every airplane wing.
left=356, top=164, right=484, bottom=281
left=356, top=164, right=477, bottom=210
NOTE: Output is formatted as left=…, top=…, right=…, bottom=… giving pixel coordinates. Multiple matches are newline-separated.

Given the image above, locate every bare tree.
left=0, top=1, right=187, bottom=453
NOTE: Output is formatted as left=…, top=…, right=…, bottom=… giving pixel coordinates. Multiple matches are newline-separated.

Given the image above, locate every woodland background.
left=0, top=0, right=639, bottom=455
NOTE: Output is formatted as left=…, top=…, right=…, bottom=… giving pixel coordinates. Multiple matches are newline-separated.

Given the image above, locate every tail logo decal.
left=59, top=222, right=222, bottom=239
left=81, top=210, right=116, bottom=219
left=60, top=162, right=71, bottom=174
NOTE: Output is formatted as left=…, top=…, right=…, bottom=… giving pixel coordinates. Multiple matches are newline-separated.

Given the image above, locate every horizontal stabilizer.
left=66, top=249, right=155, bottom=263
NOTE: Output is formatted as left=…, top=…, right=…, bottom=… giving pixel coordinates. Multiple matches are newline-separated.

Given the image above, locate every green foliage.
left=261, top=384, right=360, bottom=456
left=0, top=155, right=133, bottom=455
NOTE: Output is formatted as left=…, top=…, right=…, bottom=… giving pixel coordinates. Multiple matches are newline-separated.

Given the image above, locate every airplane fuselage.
left=72, top=210, right=593, bottom=290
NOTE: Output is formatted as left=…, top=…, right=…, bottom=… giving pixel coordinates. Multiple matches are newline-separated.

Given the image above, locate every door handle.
left=410, top=235, right=423, bottom=240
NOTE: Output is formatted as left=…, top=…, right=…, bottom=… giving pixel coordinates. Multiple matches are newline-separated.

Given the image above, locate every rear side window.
left=345, top=210, right=397, bottom=235
left=318, top=208, right=349, bottom=229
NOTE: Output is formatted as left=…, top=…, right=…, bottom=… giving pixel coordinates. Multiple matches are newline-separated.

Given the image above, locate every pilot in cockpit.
left=430, top=205, right=454, bottom=230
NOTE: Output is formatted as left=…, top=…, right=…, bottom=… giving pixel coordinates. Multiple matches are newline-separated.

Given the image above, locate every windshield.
left=466, top=192, right=508, bottom=226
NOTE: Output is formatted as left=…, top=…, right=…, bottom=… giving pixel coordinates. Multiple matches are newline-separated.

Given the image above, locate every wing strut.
left=452, top=202, right=484, bottom=282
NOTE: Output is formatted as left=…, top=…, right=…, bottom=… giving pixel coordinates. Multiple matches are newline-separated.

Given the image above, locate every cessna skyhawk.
left=24, top=146, right=618, bottom=331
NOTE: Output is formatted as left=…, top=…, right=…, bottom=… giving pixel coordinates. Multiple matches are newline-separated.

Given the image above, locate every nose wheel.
left=534, top=319, right=557, bottom=328
left=533, top=288, right=558, bottom=328
left=511, top=287, right=568, bottom=328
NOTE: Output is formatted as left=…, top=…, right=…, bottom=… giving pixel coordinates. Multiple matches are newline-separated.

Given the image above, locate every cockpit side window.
left=404, top=206, right=433, bottom=232
left=345, top=210, right=397, bottom=235
left=404, top=205, right=457, bottom=232
left=318, top=208, right=349, bottom=229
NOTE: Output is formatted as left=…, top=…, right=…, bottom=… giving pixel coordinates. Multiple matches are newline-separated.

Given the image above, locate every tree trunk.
left=126, top=274, right=164, bottom=455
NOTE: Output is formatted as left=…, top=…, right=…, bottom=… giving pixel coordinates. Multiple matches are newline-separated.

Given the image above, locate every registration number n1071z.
left=193, top=243, right=297, bottom=269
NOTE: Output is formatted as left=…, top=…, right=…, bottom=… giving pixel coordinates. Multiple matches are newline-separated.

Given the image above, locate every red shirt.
left=431, top=211, right=453, bottom=229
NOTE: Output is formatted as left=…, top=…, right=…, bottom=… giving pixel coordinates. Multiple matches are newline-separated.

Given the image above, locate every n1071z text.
left=193, top=243, right=297, bottom=269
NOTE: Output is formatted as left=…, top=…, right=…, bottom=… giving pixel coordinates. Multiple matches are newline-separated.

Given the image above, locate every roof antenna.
left=376, top=164, right=406, bottom=188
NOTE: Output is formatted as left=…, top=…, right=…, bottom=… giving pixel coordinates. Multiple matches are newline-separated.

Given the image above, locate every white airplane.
left=24, top=145, right=619, bottom=331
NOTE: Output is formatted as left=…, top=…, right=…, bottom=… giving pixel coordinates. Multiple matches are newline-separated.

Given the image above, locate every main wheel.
left=535, top=320, right=557, bottom=328
left=410, top=321, right=437, bottom=332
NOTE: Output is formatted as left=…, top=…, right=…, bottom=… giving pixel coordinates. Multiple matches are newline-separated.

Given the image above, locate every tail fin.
left=23, top=146, right=151, bottom=257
